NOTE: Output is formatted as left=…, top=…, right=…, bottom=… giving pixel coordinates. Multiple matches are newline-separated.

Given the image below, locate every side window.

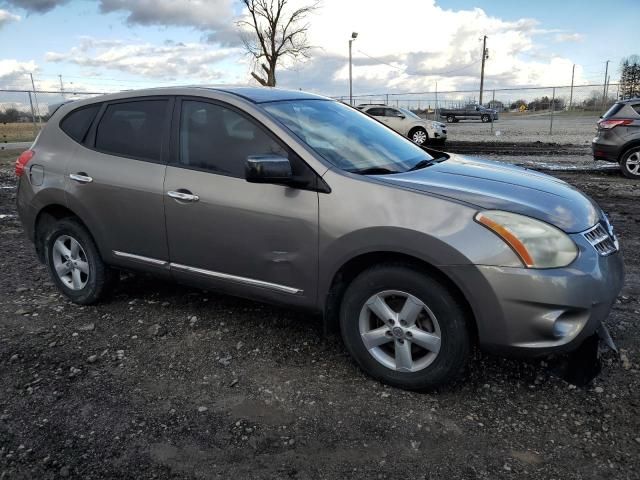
left=367, top=108, right=385, bottom=117
left=632, top=104, right=640, bottom=115
left=385, top=108, right=401, bottom=117
left=60, top=104, right=101, bottom=143
left=95, top=100, right=168, bottom=162
left=179, top=100, right=286, bottom=178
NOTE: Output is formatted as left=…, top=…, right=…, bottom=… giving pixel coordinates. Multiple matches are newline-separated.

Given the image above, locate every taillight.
left=598, top=119, right=633, bottom=130
left=15, top=150, right=35, bottom=177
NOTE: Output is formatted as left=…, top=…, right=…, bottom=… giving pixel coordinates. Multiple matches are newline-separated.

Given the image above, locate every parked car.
left=439, top=104, right=498, bottom=123
left=357, top=104, right=446, bottom=145
left=15, top=87, right=623, bottom=390
left=592, top=98, right=640, bottom=178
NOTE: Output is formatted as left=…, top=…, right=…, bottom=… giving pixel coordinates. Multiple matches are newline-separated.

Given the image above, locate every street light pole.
left=349, top=32, right=358, bottom=105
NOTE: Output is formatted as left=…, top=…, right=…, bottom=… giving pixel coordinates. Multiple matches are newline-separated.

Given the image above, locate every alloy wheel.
left=625, top=152, right=640, bottom=176
left=52, top=235, right=90, bottom=290
left=358, top=290, right=441, bottom=372
left=412, top=130, right=427, bottom=145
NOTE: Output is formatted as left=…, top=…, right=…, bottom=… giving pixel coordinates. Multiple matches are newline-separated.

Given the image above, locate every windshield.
left=399, top=108, right=421, bottom=120
left=262, top=100, right=433, bottom=173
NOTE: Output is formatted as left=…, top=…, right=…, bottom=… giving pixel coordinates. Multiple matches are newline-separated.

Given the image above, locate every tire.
left=620, top=147, right=640, bottom=179
left=446, top=115, right=455, bottom=123
left=339, top=264, right=470, bottom=391
left=43, top=218, right=118, bottom=304
left=481, top=114, right=490, bottom=123
left=409, top=127, right=428, bottom=146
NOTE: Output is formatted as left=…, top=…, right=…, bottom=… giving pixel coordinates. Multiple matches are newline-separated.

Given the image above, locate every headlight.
left=475, top=210, right=578, bottom=268
left=430, top=122, right=440, bottom=129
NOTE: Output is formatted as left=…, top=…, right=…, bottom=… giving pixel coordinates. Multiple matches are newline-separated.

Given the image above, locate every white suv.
left=358, top=104, right=447, bottom=145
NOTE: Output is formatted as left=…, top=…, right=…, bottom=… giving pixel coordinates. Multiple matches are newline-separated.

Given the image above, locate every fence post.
left=549, top=87, right=555, bottom=136
left=27, top=91, right=38, bottom=137
left=491, top=89, right=495, bottom=133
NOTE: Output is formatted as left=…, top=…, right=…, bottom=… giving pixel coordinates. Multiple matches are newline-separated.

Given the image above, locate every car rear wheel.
left=409, top=128, right=428, bottom=146
left=481, top=114, right=490, bottom=123
left=620, top=147, right=640, bottom=179
left=339, top=264, right=471, bottom=390
left=446, top=115, right=455, bottom=123
left=43, top=218, right=118, bottom=304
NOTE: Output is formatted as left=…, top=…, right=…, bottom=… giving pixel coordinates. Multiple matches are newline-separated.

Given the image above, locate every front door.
left=163, top=98, right=319, bottom=306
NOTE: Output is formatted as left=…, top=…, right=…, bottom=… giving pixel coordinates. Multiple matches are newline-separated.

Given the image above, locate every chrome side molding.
left=113, top=250, right=169, bottom=266
left=171, top=263, right=303, bottom=295
left=112, top=250, right=303, bottom=295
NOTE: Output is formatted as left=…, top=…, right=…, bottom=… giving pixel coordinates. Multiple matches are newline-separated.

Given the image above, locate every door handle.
left=167, top=190, right=199, bottom=203
left=69, top=173, right=93, bottom=184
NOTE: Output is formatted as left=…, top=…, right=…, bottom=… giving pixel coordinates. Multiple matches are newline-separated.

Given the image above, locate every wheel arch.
left=33, top=204, right=92, bottom=262
left=618, top=140, right=640, bottom=162
left=322, top=250, right=478, bottom=341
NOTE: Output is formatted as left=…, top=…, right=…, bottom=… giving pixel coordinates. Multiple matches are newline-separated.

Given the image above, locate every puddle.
left=0, top=185, right=16, bottom=190
left=0, top=214, right=16, bottom=220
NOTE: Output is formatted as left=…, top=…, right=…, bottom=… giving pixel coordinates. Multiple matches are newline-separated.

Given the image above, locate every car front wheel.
left=620, top=147, right=640, bottom=179
left=409, top=128, right=428, bottom=146
left=481, top=114, right=490, bottom=123
left=339, top=264, right=470, bottom=390
left=43, top=218, right=118, bottom=304
left=446, top=115, right=455, bottom=123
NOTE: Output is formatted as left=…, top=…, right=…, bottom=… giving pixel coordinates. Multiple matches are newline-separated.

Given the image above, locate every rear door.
left=163, top=97, right=319, bottom=307
left=65, top=97, right=172, bottom=273
left=384, top=108, right=408, bottom=134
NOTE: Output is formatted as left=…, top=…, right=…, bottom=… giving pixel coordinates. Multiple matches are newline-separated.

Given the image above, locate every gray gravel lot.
left=443, top=113, right=600, bottom=145
left=0, top=150, right=638, bottom=479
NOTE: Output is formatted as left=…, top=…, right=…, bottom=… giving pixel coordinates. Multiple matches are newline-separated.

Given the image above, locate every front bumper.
left=442, top=232, right=624, bottom=356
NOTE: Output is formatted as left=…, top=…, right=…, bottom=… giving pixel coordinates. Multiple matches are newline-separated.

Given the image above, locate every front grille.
left=582, top=222, right=618, bottom=256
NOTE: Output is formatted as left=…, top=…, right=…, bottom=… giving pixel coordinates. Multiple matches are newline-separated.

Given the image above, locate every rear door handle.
left=167, top=190, right=199, bottom=203
left=69, top=173, right=93, bottom=184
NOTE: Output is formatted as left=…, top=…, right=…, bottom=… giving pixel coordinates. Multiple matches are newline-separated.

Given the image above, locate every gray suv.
left=592, top=98, right=640, bottom=178
left=15, top=87, right=624, bottom=390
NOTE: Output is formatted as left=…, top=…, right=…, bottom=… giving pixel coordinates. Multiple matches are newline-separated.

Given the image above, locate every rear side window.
left=632, top=104, right=640, bottom=115
left=60, top=104, right=101, bottom=143
left=367, top=108, right=385, bottom=116
left=95, top=100, right=168, bottom=162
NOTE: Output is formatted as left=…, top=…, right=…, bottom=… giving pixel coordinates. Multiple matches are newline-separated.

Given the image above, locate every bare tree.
left=238, top=0, right=318, bottom=87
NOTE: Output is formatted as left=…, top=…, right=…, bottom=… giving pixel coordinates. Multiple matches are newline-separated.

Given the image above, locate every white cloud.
left=554, top=32, right=584, bottom=43
left=45, top=37, right=245, bottom=82
left=0, top=8, right=20, bottom=26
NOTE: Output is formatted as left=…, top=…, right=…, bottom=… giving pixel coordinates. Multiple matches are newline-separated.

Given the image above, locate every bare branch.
left=237, top=0, right=318, bottom=86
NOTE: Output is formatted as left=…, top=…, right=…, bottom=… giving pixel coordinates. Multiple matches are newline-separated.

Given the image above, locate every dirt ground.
left=0, top=149, right=639, bottom=479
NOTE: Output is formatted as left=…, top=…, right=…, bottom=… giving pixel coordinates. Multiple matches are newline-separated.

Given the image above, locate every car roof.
left=210, top=86, right=328, bottom=103
left=617, top=97, right=640, bottom=104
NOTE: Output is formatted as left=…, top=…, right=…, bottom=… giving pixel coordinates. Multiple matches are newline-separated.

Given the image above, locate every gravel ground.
left=442, top=114, right=600, bottom=145
left=0, top=150, right=639, bottom=479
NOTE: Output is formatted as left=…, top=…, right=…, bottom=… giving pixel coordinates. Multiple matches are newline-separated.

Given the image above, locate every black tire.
left=43, top=218, right=118, bottom=304
left=339, top=264, right=470, bottom=391
left=481, top=114, right=490, bottom=123
left=446, top=115, right=455, bottom=123
left=620, top=147, right=640, bottom=179
left=409, top=127, right=428, bottom=146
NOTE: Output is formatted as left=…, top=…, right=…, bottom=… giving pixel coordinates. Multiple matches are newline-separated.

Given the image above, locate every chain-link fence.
left=0, top=82, right=627, bottom=144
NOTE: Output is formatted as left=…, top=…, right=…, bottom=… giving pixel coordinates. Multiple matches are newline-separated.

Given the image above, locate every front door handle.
left=69, top=173, right=93, bottom=184
left=167, top=190, right=199, bottom=203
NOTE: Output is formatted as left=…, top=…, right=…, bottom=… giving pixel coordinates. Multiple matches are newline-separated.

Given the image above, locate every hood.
left=376, top=154, right=602, bottom=233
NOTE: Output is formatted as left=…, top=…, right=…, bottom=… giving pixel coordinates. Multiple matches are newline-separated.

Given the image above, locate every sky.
left=1, top=0, right=639, bottom=106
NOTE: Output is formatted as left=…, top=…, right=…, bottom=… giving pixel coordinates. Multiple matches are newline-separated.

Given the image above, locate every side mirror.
left=397, top=114, right=405, bottom=119
left=475, top=106, right=480, bottom=111
left=245, top=154, right=292, bottom=184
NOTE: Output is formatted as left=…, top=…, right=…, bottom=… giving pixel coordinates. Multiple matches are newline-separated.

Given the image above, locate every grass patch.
left=0, top=123, right=41, bottom=143
left=0, top=149, right=19, bottom=167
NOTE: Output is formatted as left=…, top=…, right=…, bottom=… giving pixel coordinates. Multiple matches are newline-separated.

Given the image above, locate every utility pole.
left=479, top=35, right=488, bottom=105
left=569, top=64, right=575, bottom=111
left=29, top=73, right=42, bottom=124
left=602, top=60, right=610, bottom=107
left=348, top=32, right=358, bottom=106
left=59, top=74, right=65, bottom=98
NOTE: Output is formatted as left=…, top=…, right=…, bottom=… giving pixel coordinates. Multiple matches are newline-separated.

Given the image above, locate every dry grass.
left=0, top=123, right=40, bottom=143
left=0, top=149, right=18, bottom=167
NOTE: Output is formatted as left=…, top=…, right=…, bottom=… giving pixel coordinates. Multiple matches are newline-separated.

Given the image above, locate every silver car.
left=358, top=104, right=447, bottom=145
left=15, top=87, right=624, bottom=390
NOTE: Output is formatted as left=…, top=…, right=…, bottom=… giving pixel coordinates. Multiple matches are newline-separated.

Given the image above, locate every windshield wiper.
left=407, top=159, right=437, bottom=172
left=351, top=167, right=401, bottom=175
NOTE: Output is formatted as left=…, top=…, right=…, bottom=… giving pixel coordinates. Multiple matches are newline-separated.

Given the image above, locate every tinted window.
left=95, top=100, right=168, bottom=161
left=367, top=108, right=385, bottom=116
left=60, top=104, right=101, bottom=143
left=385, top=108, right=401, bottom=117
left=632, top=104, right=640, bottom=115
left=179, top=100, right=286, bottom=177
